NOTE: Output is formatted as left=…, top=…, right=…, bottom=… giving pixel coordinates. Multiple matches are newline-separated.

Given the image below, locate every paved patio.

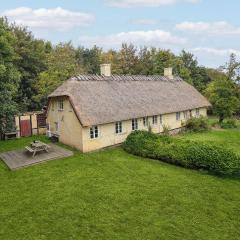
left=0, top=144, right=73, bottom=170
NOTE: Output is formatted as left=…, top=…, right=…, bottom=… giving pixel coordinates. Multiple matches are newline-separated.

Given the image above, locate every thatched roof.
left=49, top=75, right=211, bottom=127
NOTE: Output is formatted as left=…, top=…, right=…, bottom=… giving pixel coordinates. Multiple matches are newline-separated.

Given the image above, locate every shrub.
left=220, top=119, right=238, bottom=129
left=162, top=124, right=170, bottom=136
left=185, top=117, right=209, bottom=132
left=123, top=131, right=240, bottom=176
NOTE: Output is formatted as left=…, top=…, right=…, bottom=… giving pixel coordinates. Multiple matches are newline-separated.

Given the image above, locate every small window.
left=90, top=126, right=99, bottom=139
left=196, top=109, right=200, bottom=117
left=159, top=115, right=163, bottom=124
left=143, top=117, right=148, bottom=127
left=152, top=115, right=158, bottom=125
left=176, top=112, right=181, bottom=121
left=132, top=119, right=138, bottom=131
left=58, top=99, right=64, bottom=111
left=52, top=102, right=55, bottom=111
left=115, top=122, right=122, bottom=134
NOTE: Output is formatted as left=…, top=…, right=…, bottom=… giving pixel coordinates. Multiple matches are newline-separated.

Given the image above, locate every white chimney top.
left=164, top=67, right=173, bottom=79
left=100, top=64, right=111, bottom=77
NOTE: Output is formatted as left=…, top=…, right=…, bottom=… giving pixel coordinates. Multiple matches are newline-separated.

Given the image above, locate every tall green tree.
left=76, top=45, right=102, bottom=74
left=11, top=25, right=49, bottom=111
left=34, top=42, right=80, bottom=106
left=0, top=18, right=20, bottom=138
left=118, top=43, right=138, bottom=74
left=153, top=49, right=176, bottom=75
left=222, top=53, right=240, bottom=84
left=205, top=76, right=239, bottom=123
left=179, top=50, right=211, bottom=92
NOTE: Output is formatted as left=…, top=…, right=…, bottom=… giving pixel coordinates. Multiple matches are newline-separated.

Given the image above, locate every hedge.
left=123, top=131, right=240, bottom=176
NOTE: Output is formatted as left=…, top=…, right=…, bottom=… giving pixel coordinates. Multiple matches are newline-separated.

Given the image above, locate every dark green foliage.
left=206, top=76, right=239, bottom=123
left=11, top=25, right=49, bottom=111
left=123, top=131, right=240, bottom=175
left=185, top=117, right=209, bottom=132
left=220, top=119, right=238, bottom=129
left=0, top=18, right=20, bottom=137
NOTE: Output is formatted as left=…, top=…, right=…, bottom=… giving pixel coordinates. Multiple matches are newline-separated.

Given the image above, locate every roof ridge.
left=70, top=74, right=182, bottom=82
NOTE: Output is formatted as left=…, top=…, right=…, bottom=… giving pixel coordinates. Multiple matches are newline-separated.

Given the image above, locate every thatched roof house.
left=47, top=65, right=210, bottom=152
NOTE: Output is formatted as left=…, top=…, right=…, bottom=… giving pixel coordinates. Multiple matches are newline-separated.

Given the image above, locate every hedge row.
left=123, top=131, right=240, bottom=176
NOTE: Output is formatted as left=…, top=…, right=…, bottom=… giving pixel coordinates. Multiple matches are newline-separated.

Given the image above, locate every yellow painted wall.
left=47, top=97, right=84, bottom=151
left=81, top=108, right=207, bottom=152
left=47, top=97, right=207, bottom=152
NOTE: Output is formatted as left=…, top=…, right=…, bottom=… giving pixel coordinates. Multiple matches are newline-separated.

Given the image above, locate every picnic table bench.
left=25, top=141, right=50, bottom=157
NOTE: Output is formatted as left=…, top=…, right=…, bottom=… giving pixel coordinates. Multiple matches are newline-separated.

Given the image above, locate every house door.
left=20, top=120, right=32, bottom=137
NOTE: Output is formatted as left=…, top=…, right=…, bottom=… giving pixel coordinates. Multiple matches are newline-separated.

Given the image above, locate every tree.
left=153, top=49, right=176, bottom=75
left=76, top=45, right=102, bottom=74
left=100, top=49, right=122, bottom=74
left=34, top=42, right=80, bottom=106
left=0, top=18, right=20, bottom=138
left=205, top=76, right=239, bottom=123
left=11, top=25, right=49, bottom=111
left=135, top=47, right=155, bottom=75
left=118, top=43, right=138, bottom=74
left=179, top=50, right=211, bottom=92
left=221, top=53, right=240, bottom=84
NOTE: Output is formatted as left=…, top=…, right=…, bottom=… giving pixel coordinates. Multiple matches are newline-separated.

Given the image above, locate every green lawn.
left=177, top=127, right=240, bottom=155
left=0, top=131, right=240, bottom=240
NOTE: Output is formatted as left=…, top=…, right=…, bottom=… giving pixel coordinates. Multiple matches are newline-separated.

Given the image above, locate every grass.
left=177, top=117, right=240, bottom=155
left=0, top=131, right=240, bottom=240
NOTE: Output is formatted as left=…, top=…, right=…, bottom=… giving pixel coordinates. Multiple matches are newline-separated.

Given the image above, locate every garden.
left=0, top=121, right=240, bottom=239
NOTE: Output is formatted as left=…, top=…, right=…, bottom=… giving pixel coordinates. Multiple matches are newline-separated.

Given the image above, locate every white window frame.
left=58, top=99, right=64, bottom=111
left=115, top=121, right=122, bottom=134
left=152, top=115, right=158, bottom=125
left=176, top=112, right=181, bottom=121
left=143, top=117, right=148, bottom=127
left=132, top=119, right=138, bottom=131
left=90, top=126, right=99, bottom=139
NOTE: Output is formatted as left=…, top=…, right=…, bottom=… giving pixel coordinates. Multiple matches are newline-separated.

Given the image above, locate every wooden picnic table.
left=25, top=141, right=50, bottom=157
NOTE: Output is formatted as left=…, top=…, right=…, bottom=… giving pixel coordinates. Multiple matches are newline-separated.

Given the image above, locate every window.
left=152, top=115, right=158, bottom=125
left=115, top=122, right=122, bottom=134
left=196, top=109, right=200, bottom=117
left=132, top=119, right=138, bottom=131
left=143, top=117, right=148, bottom=127
left=52, top=102, right=55, bottom=111
left=58, top=99, right=64, bottom=111
left=37, top=113, right=46, bottom=127
left=90, top=126, right=99, bottom=139
left=176, top=112, right=181, bottom=121
left=159, top=115, right=163, bottom=124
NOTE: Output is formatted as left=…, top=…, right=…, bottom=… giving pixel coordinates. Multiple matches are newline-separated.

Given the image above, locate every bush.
left=185, top=117, right=209, bottom=132
left=123, top=131, right=240, bottom=176
left=220, top=119, right=238, bottom=129
left=162, top=124, right=170, bottom=136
